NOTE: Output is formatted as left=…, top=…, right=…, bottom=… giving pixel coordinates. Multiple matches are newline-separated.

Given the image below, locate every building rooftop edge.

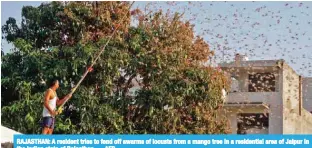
left=218, top=59, right=285, bottom=68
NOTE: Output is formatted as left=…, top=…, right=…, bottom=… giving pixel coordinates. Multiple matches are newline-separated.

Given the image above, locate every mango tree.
left=1, top=1, right=230, bottom=134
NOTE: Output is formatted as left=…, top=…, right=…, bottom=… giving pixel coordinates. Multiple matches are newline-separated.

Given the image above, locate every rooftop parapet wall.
left=219, top=60, right=284, bottom=68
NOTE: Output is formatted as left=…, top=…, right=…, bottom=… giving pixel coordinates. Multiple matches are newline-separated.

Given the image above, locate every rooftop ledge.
left=218, top=59, right=285, bottom=68
left=223, top=102, right=270, bottom=109
left=225, top=92, right=279, bottom=104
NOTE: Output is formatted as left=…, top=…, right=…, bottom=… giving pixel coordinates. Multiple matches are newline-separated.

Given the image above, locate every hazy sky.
left=1, top=1, right=312, bottom=77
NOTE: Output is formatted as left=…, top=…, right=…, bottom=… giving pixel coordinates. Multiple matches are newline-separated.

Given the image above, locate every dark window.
left=237, top=113, right=269, bottom=134
left=248, top=73, right=276, bottom=92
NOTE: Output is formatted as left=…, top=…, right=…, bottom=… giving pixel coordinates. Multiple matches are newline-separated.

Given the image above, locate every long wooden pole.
left=57, top=1, right=135, bottom=113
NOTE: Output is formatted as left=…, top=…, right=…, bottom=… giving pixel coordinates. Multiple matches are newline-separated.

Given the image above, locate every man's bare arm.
left=56, top=94, right=72, bottom=106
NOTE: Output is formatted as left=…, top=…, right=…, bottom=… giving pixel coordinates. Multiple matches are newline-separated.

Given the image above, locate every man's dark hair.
left=1, top=142, right=13, bottom=148
left=49, top=80, right=59, bottom=87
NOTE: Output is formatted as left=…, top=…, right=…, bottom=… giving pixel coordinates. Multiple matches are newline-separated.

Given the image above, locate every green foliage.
left=1, top=93, right=43, bottom=133
left=1, top=1, right=230, bottom=134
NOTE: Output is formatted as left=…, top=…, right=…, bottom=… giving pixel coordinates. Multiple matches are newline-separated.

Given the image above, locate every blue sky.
left=1, top=1, right=312, bottom=77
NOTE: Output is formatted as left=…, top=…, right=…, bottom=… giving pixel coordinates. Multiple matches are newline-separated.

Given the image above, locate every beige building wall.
left=280, top=64, right=312, bottom=134
left=223, top=66, right=283, bottom=134
left=282, top=64, right=301, bottom=134
left=303, top=78, right=312, bottom=112
left=300, top=109, right=312, bottom=133
left=222, top=105, right=283, bottom=134
left=220, top=60, right=312, bottom=134
left=283, top=75, right=312, bottom=134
